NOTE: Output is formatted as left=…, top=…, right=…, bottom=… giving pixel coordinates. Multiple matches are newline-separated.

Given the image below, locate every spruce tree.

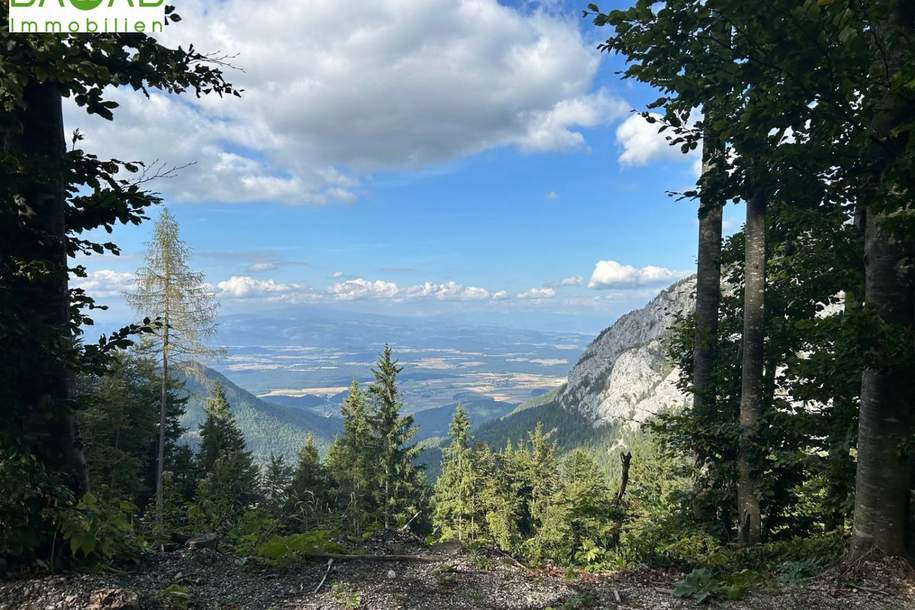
left=368, top=346, right=424, bottom=530
left=192, top=382, right=259, bottom=532
left=433, top=405, right=482, bottom=543
left=289, top=434, right=330, bottom=531
left=327, top=380, right=375, bottom=535
left=261, top=454, right=293, bottom=519
left=198, top=382, right=247, bottom=473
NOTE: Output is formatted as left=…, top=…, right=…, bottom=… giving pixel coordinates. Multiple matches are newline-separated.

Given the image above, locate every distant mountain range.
left=176, top=278, right=695, bottom=470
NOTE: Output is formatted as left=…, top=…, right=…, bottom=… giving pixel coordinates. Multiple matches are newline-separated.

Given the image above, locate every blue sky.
left=71, top=0, right=742, bottom=335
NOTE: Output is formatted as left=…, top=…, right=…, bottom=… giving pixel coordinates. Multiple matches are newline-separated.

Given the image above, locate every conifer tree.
left=327, top=380, right=375, bottom=534
left=261, top=454, right=293, bottom=519
left=127, top=208, right=218, bottom=522
left=368, top=346, right=424, bottom=529
left=433, top=405, right=482, bottom=543
left=536, top=450, right=618, bottom=565
left=525, top=423, right=561, bottom=534
left=192, top=382, right=259, bottom=532
left=198, top=382, right=247, bottom=473
left=78, top=352, right=184, bottom=508
left=476, top=443, right=521, bottom=552
left=289, top=434, right=331, bottom=531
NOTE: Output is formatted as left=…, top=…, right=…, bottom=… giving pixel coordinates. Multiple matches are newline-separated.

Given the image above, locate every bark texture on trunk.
left=737, top=192, right=766, bottom=545
left=693, top=130, right=724, bottom=422
left=8, top=82, right=88, bottom=497
left=156, top=340, right=168, bottom=523
left=852, top=210, right=914, bottom=556
left=851, top=4, right=915, bottom=559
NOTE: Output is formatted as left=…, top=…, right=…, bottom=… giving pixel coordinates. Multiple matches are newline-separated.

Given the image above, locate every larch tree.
left=0, top=3, right=237, bottom=559
left=127, top=208, right=218, bottom=523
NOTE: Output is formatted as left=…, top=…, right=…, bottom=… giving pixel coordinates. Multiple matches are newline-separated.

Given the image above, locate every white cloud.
left=405, top=281, right=493, bottom=301
left=71, top=270, right=137, bottom=298
left=616, top=113, right=678, bottom=166
left=67, top=0, right=625, bottom=205
left=514, top=89, right=628, bottom=152
left=588, top=260, right=684, bottom=289
left=546, top=191, right=558, bottom=200
left=558, top=275, right=583, bottom=287
left=328, top=278, right=401, bottom=301
left=217, top=276, right=300, bottom=298
left=518, top=287, right=557, bottom=300
left=247, top=262, right=278, bottom=273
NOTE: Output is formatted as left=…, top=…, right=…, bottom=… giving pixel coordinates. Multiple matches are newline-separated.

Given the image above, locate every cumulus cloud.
left=71, top=270, right=137, bottom=298
left=66, top=0, right=625, bottom=205
left=405, top=281, right=493, bottom=301
left=518, top=287, right=557, bottom=300
left=588, top=260, right=684, bottom=289
left=217, top=276, right=301, bottom=298
left=328, top=278, right=401, bottom=301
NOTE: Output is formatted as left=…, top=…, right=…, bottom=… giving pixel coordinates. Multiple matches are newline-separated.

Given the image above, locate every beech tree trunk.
left=9, top=82, right=89, bottom=497
left=851, top=4, right=915, bottom=559
left=852, top=212, right=914, bottom=556
left=737, top=192, right=766, bottom=545
left=693, top=129, right=724, bottom=427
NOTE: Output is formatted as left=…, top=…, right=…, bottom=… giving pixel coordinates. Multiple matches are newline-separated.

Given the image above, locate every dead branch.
left=313, top=558, right=334, bottom=594
left=615, top=451, right=633, bottom=504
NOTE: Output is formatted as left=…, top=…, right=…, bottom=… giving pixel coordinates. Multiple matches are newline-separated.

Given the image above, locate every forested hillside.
left=177, top=364, right=342, bottom=461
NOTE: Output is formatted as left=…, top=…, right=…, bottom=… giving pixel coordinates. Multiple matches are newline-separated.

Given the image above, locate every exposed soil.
left=1, top=532, right=913, bottom=610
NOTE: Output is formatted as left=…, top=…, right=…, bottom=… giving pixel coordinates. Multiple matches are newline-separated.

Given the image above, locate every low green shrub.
left=673, top=567, right=760, bottom=603
left=157, top=584, right=192, bottom=609
left=228, top=508, right=280, bottom=556
left=255, top=530, right=347, bottom=568
left=58, top=493, right=145, bottom=562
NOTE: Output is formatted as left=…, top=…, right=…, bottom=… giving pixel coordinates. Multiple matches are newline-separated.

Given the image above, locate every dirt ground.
left=1, top=533, right=913, bottom=610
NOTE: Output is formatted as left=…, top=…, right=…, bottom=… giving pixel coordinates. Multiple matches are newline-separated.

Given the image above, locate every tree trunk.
left=693, top=133, right=724, bottom=418
left=156, top=330, right=168, bottom=524
left=851, top=210, right=914, bottom=556
left=737, top=192, right=766, bottom=545
left=10, top=82, right=89, bottom=498
left=851, top=4, right=915, bottom=559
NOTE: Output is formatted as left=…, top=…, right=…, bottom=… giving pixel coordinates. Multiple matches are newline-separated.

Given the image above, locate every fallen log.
left=302, top=552, right=443, bottom=563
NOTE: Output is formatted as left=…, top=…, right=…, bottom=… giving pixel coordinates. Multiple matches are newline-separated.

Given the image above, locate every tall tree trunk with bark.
left=737, top=192, right=766, bottom=545
left=851, top=3, right=915, bottom=559
left=852, top=212, right=914, bottom=556
left=156, top=322, right=169, bottom=523
left=693, top=130, right=724, bottom=436
left=7, top=82, right=89, bottom=498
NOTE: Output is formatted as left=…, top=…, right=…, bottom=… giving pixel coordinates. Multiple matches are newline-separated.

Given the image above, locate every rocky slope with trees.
left=557, top=276, right=695, bottom=426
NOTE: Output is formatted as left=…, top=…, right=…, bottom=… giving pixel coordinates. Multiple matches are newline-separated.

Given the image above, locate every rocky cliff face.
left=556, top=276, right=696, bottom=426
